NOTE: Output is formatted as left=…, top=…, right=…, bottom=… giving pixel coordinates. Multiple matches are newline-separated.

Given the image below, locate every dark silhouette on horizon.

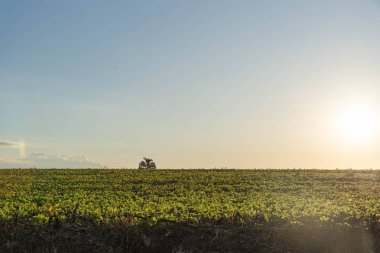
left=138, top=157, right=156, bottom=169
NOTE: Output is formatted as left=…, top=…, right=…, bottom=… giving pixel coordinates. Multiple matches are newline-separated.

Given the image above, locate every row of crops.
left=0, top=169, right=379, bottom=226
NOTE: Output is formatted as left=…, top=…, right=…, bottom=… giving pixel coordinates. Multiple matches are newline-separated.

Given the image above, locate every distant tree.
left=138, top=157, right=156, bottom=169
left=138, top=160, right=147, bottom=169
left=148, top=161, right=156, bottom=169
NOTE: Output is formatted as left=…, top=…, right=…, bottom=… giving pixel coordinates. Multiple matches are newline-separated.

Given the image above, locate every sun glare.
left=335, top=104, right=379, bottom=143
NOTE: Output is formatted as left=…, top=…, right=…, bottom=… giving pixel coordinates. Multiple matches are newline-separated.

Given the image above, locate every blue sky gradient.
left=1, top=1, right=380, bottom=168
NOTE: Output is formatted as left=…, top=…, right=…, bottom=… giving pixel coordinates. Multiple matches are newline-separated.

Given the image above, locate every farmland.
left=0, top=169, right=379, bottom=253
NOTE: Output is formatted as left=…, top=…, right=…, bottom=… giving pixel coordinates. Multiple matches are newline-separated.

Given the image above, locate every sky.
left=1, top=0, right=380, bottom=169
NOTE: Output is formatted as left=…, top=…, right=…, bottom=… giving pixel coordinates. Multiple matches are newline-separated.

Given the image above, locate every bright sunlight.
left=335, top=104, right=379, bottom=143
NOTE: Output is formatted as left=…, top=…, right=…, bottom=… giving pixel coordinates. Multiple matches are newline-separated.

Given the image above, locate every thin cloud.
left=0, top=141, right=21, bottom=146
left=0, top=152, right=102, bottom=168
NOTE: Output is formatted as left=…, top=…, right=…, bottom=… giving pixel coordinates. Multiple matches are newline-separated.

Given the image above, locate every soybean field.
left=0, top=169, right=379, bottom=253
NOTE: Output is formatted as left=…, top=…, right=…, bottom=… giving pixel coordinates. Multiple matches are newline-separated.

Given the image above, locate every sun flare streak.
left=19, top=140, right=26, bottom=159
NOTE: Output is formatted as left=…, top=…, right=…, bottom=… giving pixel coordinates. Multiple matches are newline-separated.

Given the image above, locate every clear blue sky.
left=1, top=1, right=380, bottom=168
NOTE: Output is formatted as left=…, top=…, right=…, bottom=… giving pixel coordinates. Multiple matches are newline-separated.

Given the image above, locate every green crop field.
left=0, top=169, right=379, bottom=253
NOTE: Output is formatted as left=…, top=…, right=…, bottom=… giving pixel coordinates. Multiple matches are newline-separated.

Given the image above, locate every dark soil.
left=1, top=217, right=379, bottom=253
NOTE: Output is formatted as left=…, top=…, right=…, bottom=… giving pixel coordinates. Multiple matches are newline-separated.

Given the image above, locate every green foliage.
left=0, top=169, right=379, bottom=226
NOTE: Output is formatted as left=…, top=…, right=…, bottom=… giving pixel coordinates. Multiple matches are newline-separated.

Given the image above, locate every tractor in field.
left=138, top=157, right=156, bottom=169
